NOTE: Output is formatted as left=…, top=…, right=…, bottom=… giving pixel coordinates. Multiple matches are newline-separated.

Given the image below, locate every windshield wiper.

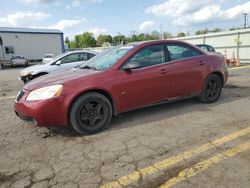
left=79, top=65, right=98, bottom=71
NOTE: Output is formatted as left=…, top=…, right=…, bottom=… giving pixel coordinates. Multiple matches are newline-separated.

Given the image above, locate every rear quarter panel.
left=203, top=53, right=228, bottom=84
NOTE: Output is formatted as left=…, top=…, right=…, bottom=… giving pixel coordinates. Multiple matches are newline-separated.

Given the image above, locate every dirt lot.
left=0, top=66, right=250, bottom=188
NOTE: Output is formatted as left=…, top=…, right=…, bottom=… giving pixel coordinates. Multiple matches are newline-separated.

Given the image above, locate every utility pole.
left=243, top=13, right=248, bottom=29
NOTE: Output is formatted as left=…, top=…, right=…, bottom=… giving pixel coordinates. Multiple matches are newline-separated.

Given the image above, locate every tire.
left=198, top=74, right=222, bottom=103
left=69, top=92, right=113, bottom=134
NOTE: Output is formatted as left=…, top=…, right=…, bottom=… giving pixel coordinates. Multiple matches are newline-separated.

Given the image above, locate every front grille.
left=16, top=90, right=25, bottom=102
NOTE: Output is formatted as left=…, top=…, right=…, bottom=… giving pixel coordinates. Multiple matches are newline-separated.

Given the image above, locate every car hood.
left=20, top=64, right=50, bottom=75
left=23, top=68, right=98, bottom=91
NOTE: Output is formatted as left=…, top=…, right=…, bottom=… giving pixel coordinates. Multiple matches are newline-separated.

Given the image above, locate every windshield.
left=79, top=45, right=135, bottom=71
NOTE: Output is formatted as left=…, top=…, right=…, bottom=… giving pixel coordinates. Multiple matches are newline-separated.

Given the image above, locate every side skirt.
left=115, top=93, right=201, bottom=116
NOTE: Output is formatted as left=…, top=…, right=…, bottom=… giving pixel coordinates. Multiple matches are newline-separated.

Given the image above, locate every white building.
left=0, top=27, right=64, bottom=61
left=175, top=28, right=250, bottom=63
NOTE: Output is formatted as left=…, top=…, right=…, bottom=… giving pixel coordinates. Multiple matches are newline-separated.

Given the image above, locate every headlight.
left=20, top=71, right=33, bottom=77
left=26, top=85, right=63, bottom=101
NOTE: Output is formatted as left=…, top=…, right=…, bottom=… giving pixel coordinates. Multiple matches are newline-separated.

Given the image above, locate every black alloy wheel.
left=198, top=74, right=222, bottom=103
left=70, top=92, right=112, bottom=134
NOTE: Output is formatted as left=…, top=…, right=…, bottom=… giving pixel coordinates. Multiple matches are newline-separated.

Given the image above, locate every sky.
left=0, top=0, right=249, bottom=39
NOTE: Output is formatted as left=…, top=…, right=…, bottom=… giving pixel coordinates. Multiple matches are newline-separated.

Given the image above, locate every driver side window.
left=129, top=45, right=165, bottom=68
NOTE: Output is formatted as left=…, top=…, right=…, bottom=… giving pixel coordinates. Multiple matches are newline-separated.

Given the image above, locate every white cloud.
left=0, top=11, right=50, bottom=27
left=48, top=19, right=84, bottom=30
left=88, top=0, right=102, bottom=3
left=89, top=27, right=107, bottom=36
left=65, top=5, right=71, bottom=9
left=72, top=0, right=81, bottom=7
left=139, top=21, right=155, bottom=31
left=221, top=1, right=250, bottom=19
left=173, top=2, right=250, bottom=26
left=65, top=0, right=85, bottom=10
left=173, top=5, right=221, bottom=26
left=19, top=0, right=59, bottom=4
left=146, top=0, right=212, bottom=17
left=146, top=0, right=250, bottom=26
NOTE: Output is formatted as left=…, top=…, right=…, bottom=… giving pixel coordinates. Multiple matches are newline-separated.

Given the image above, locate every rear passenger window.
left=79, top=53, right=88, bottom=61
left=166, top=44, right=201, bottom=61
left=88, top=53, right=96, bottom=59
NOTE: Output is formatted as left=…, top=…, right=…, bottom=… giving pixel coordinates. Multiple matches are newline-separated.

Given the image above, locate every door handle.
left=160, top=71, right=169, bottom=75
left=199, top=61, right=204, bottom=66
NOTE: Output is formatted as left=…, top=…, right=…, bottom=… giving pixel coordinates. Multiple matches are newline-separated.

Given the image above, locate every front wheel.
left=198, top=74, right=222, bottom=103
left=69, top=92, right=113, bottom=134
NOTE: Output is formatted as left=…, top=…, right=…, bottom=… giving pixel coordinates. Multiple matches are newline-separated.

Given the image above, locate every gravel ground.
left=0, top=66, right=250, bottom=188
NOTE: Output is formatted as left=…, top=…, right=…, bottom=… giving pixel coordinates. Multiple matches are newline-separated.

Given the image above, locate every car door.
left=115, top=44, right=170, bottom=112
left=163, top=43, right=205, bottom=99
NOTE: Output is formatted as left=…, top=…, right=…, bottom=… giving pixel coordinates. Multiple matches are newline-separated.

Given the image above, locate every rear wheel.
left=198, top=74, right=222, bottom=103
left=69, top=92, right=112, bottom=134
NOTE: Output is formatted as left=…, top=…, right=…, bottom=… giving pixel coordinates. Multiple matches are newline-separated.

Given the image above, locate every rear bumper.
left=14, top=89, right=72, bottom=127
left=11, top=61, right=26, bottom=66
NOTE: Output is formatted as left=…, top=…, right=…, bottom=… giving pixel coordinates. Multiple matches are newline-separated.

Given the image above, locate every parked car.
left=10, top=55, right=28, bottom=67
left=42, top=54, right=54, bottom=64
left=196, top=44, right=216, bottom=52
left=15, top=40, right=228, bottom=134
left=19, top=50, right=97, bottom=83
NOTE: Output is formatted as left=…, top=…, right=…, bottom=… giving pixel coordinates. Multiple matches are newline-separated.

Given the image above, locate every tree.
left=113, top=35, right=127, bottom=45
left=64, top=37, right=70, bottom=44
left=74, top=32, right=96, bottom=48
left=69, top=41, right=77, bottom=48
left=131, top=34, right=138, bottom=42
left=212, top=28, right=222, bottom=33
left=137, top=33, right=146, bottom=41
left=195, top=28, right=209, bottom=35
left=177, top=32, right=186, bottom=37
left=151, top=31, right=161, bottom=40
left=163, top=32, right=173, bottom=39
left=63, top=37, right=77, bottom=48
left=96, top=35, right=113, bottom=47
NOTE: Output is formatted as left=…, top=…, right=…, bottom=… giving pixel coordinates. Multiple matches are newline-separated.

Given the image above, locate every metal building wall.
left=175, top=28, right=250, bottom=63
left=0, top=32, right=63, bottom=61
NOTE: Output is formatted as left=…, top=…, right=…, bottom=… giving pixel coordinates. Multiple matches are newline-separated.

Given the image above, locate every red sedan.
left=15, top=40, right=228, bottom=134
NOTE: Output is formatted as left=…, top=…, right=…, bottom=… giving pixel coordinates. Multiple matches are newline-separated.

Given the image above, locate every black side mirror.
left=122, top=61, right=141, bottom=71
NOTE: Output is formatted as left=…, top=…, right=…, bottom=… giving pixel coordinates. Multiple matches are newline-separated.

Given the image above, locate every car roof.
left=196, top=44, right=213, bottom=47
left=65, top=50, right=98, bottom=55
left=124, top=40, right=204, bottom=54
left=126, top=39, right=197, bottom=47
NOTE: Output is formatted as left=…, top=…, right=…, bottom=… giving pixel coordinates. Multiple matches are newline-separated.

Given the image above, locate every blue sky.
left=0, top=0, right=249, bottom=39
